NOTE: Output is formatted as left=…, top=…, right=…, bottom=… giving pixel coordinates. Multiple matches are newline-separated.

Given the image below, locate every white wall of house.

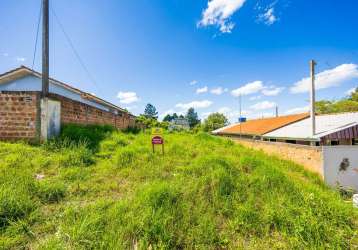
left=0, top=75, right=110, bottom=112
left=323, top=146, right=358, bottom=191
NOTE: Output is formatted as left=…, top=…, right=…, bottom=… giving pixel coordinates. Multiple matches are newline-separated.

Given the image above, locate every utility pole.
left=42, top=0, right=49, bottom=97
left=275, top=106, right=278, bottom=117
left=310, top=60, right=316, bottom=138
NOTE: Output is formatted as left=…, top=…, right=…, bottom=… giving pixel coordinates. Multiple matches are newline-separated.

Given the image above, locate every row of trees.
left=316, top=87, right=358, bottom=114
left=137, top=103, right=229, bottom=132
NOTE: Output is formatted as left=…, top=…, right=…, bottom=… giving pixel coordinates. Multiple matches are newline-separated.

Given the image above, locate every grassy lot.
left=0, top=125, right=357, bottom=249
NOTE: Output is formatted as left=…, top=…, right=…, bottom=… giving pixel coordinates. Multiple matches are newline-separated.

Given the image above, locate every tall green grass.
left=0, top=125, right=357, bottom=249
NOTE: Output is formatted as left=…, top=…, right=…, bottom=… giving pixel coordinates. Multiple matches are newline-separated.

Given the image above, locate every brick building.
left=0, top=66, right=136, bottom=141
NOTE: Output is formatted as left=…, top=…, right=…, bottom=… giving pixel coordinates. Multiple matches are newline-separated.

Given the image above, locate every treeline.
left=316, top=87, right=358, bottom=114
left=136, top=103, right=228, bottom=132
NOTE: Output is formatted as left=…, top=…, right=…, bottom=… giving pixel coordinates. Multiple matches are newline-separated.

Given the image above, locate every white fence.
left=323, top=146, right=358, bottom=191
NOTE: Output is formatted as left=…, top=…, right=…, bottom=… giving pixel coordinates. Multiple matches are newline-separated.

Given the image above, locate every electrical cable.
left=50, top=5, right=104, bottom=96
left=31, top=0, right=42, bottom=70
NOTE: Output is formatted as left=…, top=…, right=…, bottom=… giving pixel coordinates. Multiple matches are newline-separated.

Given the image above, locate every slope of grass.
left=0, top=126, right=357, bottom=249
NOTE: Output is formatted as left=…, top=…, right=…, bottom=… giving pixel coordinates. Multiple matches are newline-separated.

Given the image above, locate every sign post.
left=151, top=128, right=164, bottom=155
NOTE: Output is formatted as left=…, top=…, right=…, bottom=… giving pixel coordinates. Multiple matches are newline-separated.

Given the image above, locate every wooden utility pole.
left=310, top=60, right=316, bottom=137
left=42, top=0, right=49, bottom=97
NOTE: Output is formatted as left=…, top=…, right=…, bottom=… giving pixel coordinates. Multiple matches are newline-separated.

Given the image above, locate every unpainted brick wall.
left=49, top=93, right=136, bottom=129
left=231, top=138, right=324, bottom=177
left=0, top=91, right=136, bottom=140
left=0, top=91, right=40, bottom=140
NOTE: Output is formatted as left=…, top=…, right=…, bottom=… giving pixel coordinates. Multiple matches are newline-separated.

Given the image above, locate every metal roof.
left=263, top=112, right=358, bottom=141
left=212, top=113, right=309, bottom=136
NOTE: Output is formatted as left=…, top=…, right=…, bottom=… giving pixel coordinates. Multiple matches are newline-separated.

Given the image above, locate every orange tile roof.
left=218, top=113, right=309, bottom=136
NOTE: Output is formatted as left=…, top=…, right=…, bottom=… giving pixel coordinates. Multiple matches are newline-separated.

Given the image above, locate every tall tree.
left=185, top=108, right=200, bottom=128
left=143, top=103, right=158, bottom=120
left=203, top=112, right=229, bottom=132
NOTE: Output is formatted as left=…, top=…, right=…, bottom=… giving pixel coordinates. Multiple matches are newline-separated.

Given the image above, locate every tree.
left=143, top=103, right=158, bottom=120
left=349, top=87, right=358, bottom=102
left=315, top=88, right=358, bottom=114
left=163, top=114, right=172, bottom=122
left=203, top=112, right=229, bottom=132
left=185, top=108, right=200, bottom=128
left=163, top=113, right=179, bottom=122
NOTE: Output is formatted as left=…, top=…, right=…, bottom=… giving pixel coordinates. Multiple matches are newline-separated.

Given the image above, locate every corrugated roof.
left=213, top=113, right=309, bottom=136
left=0, top=66, right=133, bottom=115
left=264, top=112, right=358, bottom=141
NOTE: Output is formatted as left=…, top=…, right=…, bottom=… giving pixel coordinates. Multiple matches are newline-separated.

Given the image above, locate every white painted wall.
left=323, top=146, right=358, bottom=191
left=0, top=75, right=110, bottom=112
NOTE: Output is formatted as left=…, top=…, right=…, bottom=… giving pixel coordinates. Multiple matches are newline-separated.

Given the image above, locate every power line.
left=31, top=0, right=42, bottom=70
left=50, top=5, right=104, bottom=96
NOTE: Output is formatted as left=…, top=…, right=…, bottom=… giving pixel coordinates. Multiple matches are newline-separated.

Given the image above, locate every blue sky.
left=1, top=0, right=358, bottom=122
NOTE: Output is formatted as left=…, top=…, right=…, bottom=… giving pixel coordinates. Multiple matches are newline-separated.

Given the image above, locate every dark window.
left=331, top=140, right=339, bottom=145
left=285, top=140, right=297, bottom=144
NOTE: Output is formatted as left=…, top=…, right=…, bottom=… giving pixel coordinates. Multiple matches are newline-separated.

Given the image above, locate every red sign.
left=152, top=136, right=164, bottom=145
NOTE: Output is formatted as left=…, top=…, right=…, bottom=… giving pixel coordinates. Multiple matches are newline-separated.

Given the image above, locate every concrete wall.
left=0, top=91, right=40, bottom=140
left=322, top=146, right=358, bottom=191
left=231, top=138, right=323, bottom=177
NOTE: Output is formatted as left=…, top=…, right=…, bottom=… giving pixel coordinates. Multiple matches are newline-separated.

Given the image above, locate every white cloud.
left=290, top=64, right=358, bottom=94
left=249, top=95, right=261, bottom=101
left=285, top=105, right=309, bottom=115
left=159, top=109, right=175, bottom=120
left=125, top=106, right=137, bottom=111
left=216, top=107, right=251, bottom=122
left=250, top=101, right=276, bottom=110
left=16, top=57, right=26, bottom=62
left=258, top=7, right=277, bottom=25
left=262, top=86, right=284, bottom=96
left=231, top=80, right=264, bottom=96
left=346, top=87, right=356, bottom=96
left=190, top=80, right=198, bottom=85
left=218, top=107, right=231, bottom=113
left=175, top=100, right=213, bottom=109
left=117, top=91, right=139, bottom=104
left=210, top=87, right=228, bottom=95
left=197, top=0, right=247, bottom=33
left=196, top=86, right=208, bottom=94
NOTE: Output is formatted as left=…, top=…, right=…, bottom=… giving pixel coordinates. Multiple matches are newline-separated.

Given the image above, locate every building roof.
left=213, top=113, right=309, bottom=136
left=0, top=66, right=133, bottom=115
left=263, top=112, right=358, bottom=141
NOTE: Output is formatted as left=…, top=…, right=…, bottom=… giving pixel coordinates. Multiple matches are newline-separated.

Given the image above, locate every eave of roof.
left=263, top=112, right=358, bottom=140
left=0, top=65, right=132, bottom=115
